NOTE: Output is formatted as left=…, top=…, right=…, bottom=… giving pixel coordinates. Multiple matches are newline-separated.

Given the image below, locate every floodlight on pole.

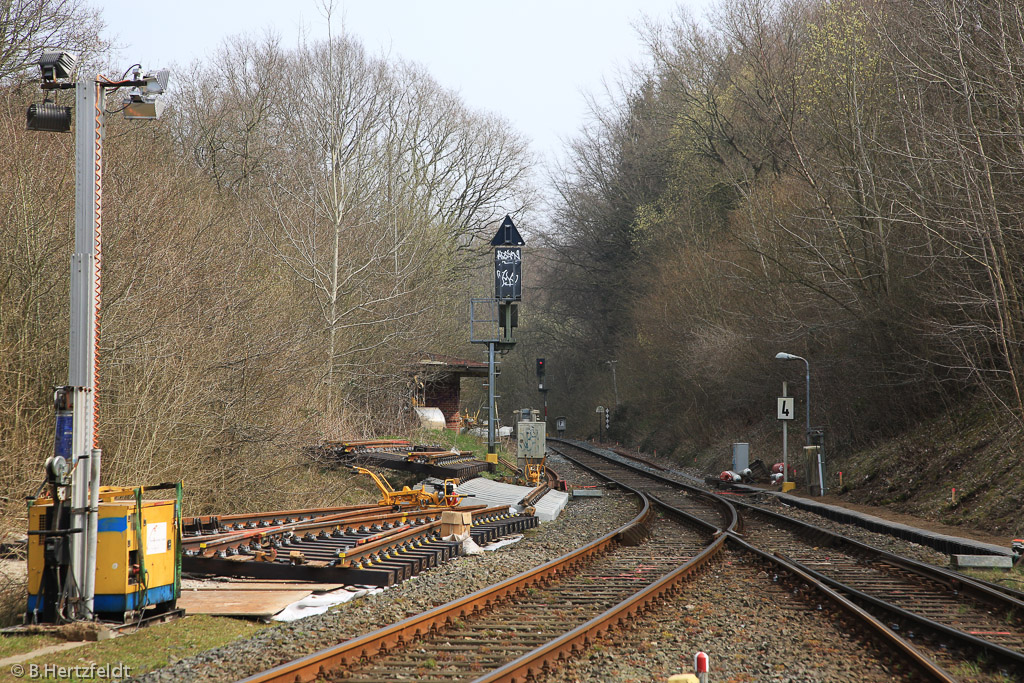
left=26, top=101, right=72, bottom=132
left=122, top=68, right=171, bottom=120
left=26, top=52, right=77, bottom=132
left=25, top=55, right=171, bottom=622
left=38, top=52, right=77, bottom=81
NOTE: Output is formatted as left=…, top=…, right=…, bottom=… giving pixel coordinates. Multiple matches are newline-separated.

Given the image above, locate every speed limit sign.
left=777, top=397, right=794, bottom=420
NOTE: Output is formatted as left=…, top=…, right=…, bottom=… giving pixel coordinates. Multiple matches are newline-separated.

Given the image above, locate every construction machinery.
left=352, top=467, right=465, bottom=509
left=27, top=482, right=181, bottom=623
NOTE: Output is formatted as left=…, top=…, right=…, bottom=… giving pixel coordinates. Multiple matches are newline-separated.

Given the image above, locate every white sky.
left=98, top=0, right=714, bottom=167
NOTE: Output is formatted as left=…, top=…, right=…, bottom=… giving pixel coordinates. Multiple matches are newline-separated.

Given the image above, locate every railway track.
left=239, top=441, right=958, bottom=683
left=183, top=504, right=537, bottom=587
left=546, top=441, right=737, bottom=532
left=550, top=439, right=1024, bottom=681
left=238, top=479, right=733, bottom=683
left=739, top=501, right=1024, bottom=678
left=330, top=515, right=709, bottom=683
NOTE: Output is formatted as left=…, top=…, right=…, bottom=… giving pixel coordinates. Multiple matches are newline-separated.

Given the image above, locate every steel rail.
left=183, top=506, right=469, bottom=554
left=777, top=549, right=1024, bottom=670
left=553, top=439, right=1024, bottom=675
left=193, top=503, right=389, bottom=528
left=554, top=439, right=1019, bottom=611
left=726, top=534, right=958, bottom=683
left=338, top=507, right=521, bottom=569
left=732, top=497, right=1024, bottom=615
left=472, top=534, right=727, bottom=683
left=548, top=439, right=740, bottom=534
left=474, top=442, right=954, bottom=683
left=184, top=508, right=433, bottom=554
left=236, top=494, right=653, bottom=683
left=467, top=444, right=736, bottom=683
left=611, top=446, right=670, bottom=471
left=186, top=505, right=499, bottom=560
left=518, top=484, right=549, bottom=508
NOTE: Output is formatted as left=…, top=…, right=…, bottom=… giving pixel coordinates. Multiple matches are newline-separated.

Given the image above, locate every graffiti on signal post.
left=494, top=247, right=522, bottom=300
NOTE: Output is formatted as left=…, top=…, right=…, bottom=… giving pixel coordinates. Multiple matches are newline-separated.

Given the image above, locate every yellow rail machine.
left=28, top=484, right=181, bottom=621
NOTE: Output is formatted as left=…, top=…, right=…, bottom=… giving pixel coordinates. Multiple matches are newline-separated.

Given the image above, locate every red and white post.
left=694, top=651, right=709, bottom=683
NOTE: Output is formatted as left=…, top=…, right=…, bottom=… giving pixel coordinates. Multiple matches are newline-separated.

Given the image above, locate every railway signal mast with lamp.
left=470, top=215, right=524, bottom=461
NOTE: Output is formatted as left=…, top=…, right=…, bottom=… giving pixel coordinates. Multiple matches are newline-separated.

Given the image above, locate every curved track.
left=551, top=439, right=1024, bottom=681
left=239, top=473, right=729, bottom=683
left=738, top=501, right=1024, bottom=678
left=239, top=439, right=1018, bottom=683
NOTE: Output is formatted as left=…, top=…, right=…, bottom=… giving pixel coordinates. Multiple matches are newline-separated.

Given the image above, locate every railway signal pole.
left=471, top=215, right=524, bottom=460
left=536, top=358, right=548, bottom=424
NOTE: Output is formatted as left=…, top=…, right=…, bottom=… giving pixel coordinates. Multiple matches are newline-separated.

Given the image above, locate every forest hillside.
left=495, top=0, right=1024, bottom=537
left=4, top=0, right=1024, bottom=542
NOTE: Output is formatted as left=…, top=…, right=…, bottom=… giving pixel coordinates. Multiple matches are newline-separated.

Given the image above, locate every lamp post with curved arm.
left=775, top=352, right=810, bottom=444
left=776, top=352, right=824, bottom=494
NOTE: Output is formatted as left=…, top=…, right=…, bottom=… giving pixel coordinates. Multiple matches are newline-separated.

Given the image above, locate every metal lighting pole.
left=776, top=351, right=823, bottom=495
left=775, top=352, right=810, bottom=444
left=606, top=360, right=619, bottom=408
left=67, top=78, right=103, bottom=620
left=28, top=58, right=169, bottom=621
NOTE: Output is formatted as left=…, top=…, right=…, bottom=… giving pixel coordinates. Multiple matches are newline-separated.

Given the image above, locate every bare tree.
left=0, top=0, right=107, bottom=84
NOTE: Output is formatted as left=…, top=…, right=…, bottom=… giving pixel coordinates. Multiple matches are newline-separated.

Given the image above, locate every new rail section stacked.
left=238, top=439, right=1024, bottom=683
left=182, top=505, right=536, bottom=587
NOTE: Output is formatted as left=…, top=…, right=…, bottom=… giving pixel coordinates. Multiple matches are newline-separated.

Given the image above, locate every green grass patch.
left=0, top=615, right=267, bottom=683
left=960, top=565, right=1024, bottom=591
left=0, top=633, right=65, bottom=660
left=413, top=428, right=511, bottom=458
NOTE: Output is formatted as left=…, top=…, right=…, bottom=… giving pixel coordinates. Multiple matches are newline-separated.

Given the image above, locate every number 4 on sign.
left=778, top=397, right=794, bottom=420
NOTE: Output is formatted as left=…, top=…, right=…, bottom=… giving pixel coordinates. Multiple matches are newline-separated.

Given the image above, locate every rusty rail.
left=237, top=495, right=654, bottom=683
left=497, top=454, right=523, bottom=475
left=187, top=504, right=504, bottom=561
left=474, top=534, right=727, bottom=683
left=727, top=534, right=957, bottom=683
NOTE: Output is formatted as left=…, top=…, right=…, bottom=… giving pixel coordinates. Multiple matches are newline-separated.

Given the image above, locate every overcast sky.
left=99, top=0, right=714, bottom=167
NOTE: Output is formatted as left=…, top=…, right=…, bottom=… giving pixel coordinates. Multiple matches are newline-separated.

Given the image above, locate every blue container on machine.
left=54, top=412, right=73, bottom=460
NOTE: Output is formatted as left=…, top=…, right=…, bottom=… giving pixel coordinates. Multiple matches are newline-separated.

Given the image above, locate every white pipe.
left=83, top=447, right=101, bottom=618
left=68, top=387, right=90, bottom=619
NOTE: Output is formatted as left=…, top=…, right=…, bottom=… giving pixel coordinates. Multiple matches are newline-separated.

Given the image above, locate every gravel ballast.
left=132, top=449, right=996, bottom=682
left=135, top=456, right=638, bottom=682
left=542, top=549, right=910, bottom=683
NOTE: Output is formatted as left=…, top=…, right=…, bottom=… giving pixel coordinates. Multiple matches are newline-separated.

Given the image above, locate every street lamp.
left=776, top=351, right=825, bottom=495
left=606, top=360, right=619, bottom=407
left=775, top=352, right=810, bottom=444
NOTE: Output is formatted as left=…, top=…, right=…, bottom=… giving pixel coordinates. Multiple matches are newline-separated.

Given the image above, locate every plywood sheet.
left=178, top=589, right=311, bottom=618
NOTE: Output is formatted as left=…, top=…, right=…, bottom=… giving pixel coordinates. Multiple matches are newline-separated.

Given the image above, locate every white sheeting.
left=272, top=587, right=383, bottom=622
left=454, top=478, right=569, bottom=522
